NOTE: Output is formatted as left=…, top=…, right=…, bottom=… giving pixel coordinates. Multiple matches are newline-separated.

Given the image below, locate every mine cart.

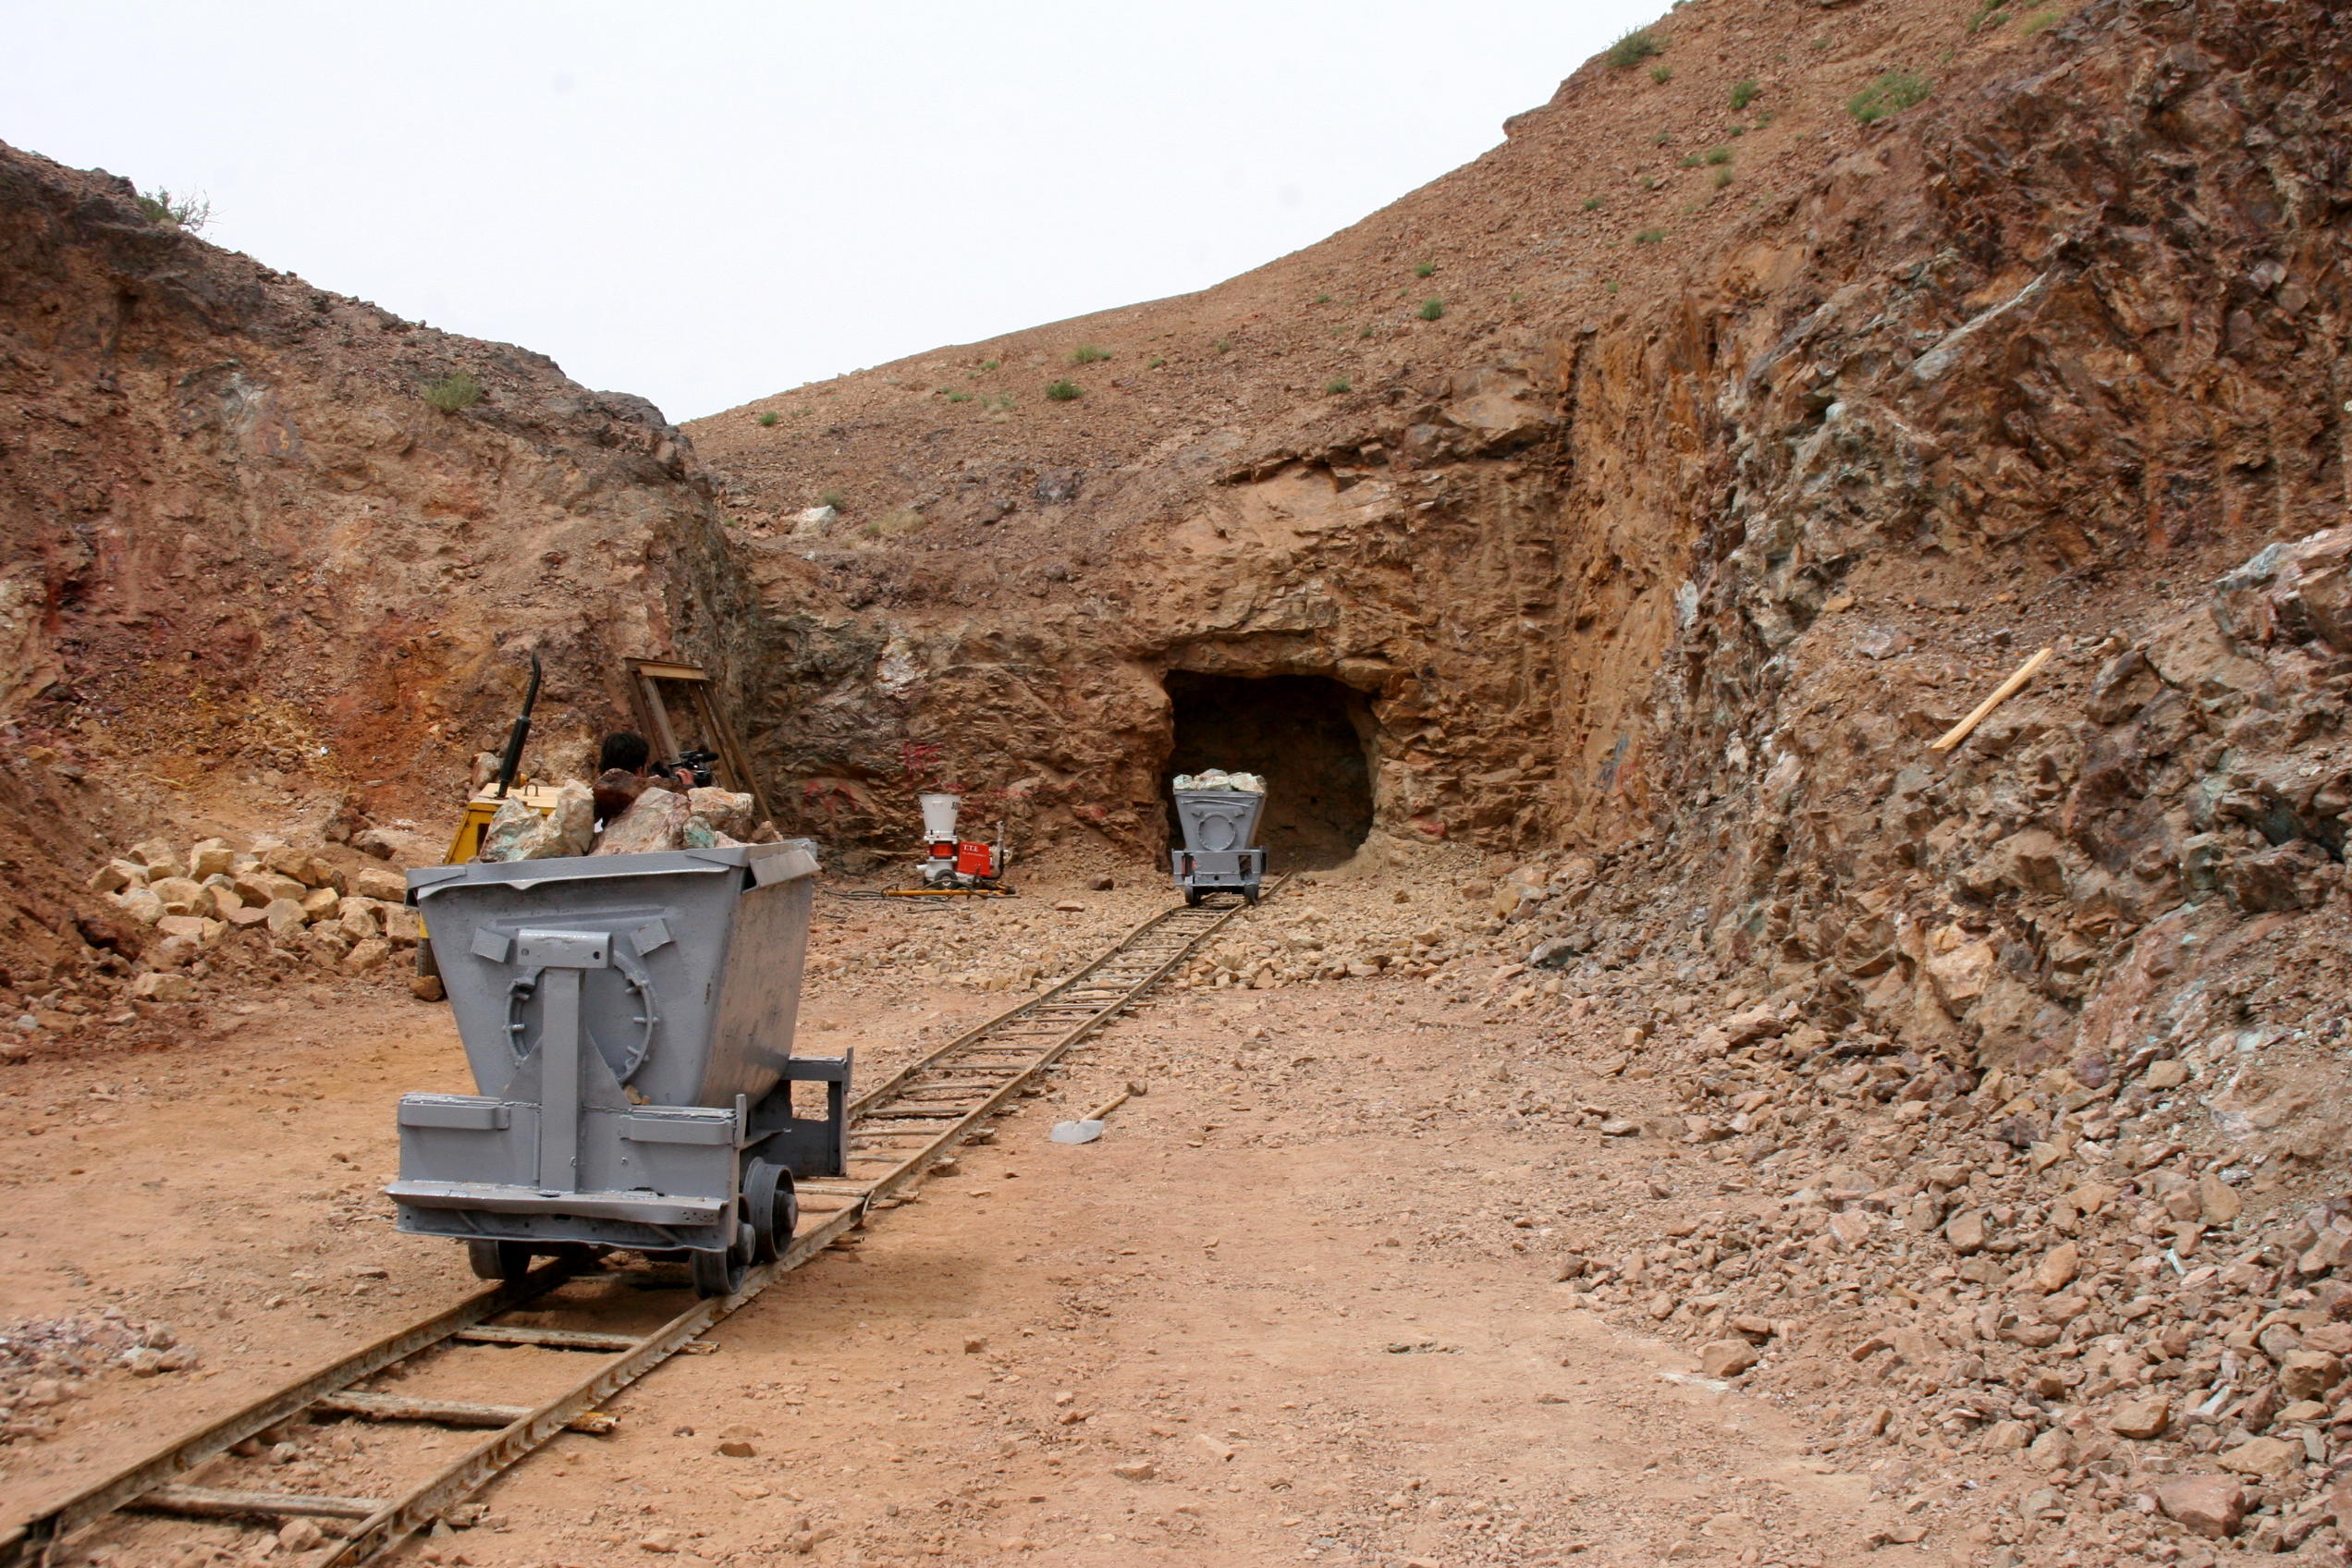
left=1170, top=788, right=1267, bottom=906
left=387, top=842, right=846, bottom=1297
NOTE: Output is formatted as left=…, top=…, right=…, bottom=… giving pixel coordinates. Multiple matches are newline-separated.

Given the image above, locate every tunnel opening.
left=1160, top=671, right=1376, bottom=871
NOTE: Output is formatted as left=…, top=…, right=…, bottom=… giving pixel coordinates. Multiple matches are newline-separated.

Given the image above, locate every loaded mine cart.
left=387, top=841, right=848, bottom=1297
left=1170, top=772, right=1267, bottom=906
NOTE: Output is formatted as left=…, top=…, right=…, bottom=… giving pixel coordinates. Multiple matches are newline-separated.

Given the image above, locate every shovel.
left=1050, top=1086, right=1137, bottom=1145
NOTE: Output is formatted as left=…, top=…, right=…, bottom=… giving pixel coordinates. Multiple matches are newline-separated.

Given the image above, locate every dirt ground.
left=0, top=876, right=1941, bottom=1568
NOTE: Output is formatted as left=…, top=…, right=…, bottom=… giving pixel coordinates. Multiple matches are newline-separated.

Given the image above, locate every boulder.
left=299, top=888, right=341, bottom=921
left=2085, top=648, right=2163, bottom=724
left=2153, top=1475, right=2245, bottom=1539
left=129, top=971, right=197, bottom=1003
left=352, top=866, right=408, bottom=903
left=686, top=787, right=756, bottom=840
left=87, top=858, right=144, bottom=895
left=381, top=904, right=423, bottom=947
left=128, top=839, right=187, bottom=879
left=114, top=888, right=165, bottom=925
left=234, top=870, right=307, bottom=907
left=148, top=877, right=215, bottom=919
left=478, top=780, right=595, bottom=862
left=344, top=938, right=393, bottom=974
left=1699, top=1340, right=1758, bottom=1378
left=2216, top=1436, right=2299, bottom=1479
left=188, top=838, right=237, bottom=878
left=2108, top=1396, right=2170, bottom=1439
left=263, top=899, right=308, bottom=938
left=594, top=787, right=691, bottom=855
left=2277, top=1350, right=2342, bottom=1402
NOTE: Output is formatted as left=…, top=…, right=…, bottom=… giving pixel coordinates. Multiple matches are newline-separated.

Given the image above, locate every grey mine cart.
left=390, top=841, right=847, bottom=1297
left=1170, top=788, right=1267, bottom=905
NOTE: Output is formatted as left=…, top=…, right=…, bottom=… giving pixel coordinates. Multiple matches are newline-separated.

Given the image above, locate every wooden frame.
left=620, top=659, right=773, bottom=824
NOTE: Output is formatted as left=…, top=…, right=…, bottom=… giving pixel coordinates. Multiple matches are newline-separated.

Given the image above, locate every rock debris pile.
left=0, top=1313, right=196, bottom=1448
left=87, top=833, right=418, bottom=998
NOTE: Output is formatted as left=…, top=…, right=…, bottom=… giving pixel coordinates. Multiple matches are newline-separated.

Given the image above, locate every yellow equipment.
left=443, top=784, right=567, bottom=865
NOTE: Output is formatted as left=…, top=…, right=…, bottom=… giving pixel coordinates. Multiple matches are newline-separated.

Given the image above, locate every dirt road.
left=1, top=903, right=1925, bottom=1568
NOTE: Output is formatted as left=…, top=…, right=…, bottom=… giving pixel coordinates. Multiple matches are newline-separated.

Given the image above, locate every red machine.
left=907, top=792, right=1011, bottom=895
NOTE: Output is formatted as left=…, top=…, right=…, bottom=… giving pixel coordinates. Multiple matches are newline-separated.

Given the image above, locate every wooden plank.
left=452, top=1326, right=639, bottom=1353
left=314, top=1391, right=616, bottom=1434
left=1929, top=646, right=2053, bottom=753
left=137, top=1487, right=386, bottom=1521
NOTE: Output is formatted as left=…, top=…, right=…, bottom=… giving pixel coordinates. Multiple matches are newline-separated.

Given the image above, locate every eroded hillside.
left=0, top=144, right=788, bottom=984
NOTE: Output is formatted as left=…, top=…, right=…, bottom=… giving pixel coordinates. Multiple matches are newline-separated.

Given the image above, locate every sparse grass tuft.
left=1967, top=1, right=2008, bottom=30
left=1315, top=292, right=1332, bottom=304
left=1653, top=130, right=1672, bottom=146
left=135, top=186, right=211, bottom=231
left=1147, top=356, right=1166, bottom=369
left=820, top=489, right=848, bottom=510
left=1605, top=280, right=1621, bottom=295
left=1848, top=70, right=1930, bottom=123
left=979, top=359, right=998, bottom=372
left=756, top=410, right=779, bottom=426
left=1044, top=379, right=1083, bottom=401
left=1731, top=78, right=1760, bottom=111
left=1069, top=344, right=1111, bottom=364
left=1324, top=378, right=1352, bottom=396
left=1416, top=298, right=1445, bottom=322
left=1650, top=66, right=1673, bottom=84
left=945, top=390, right=972, bottom=403
left=2019, top=6, right=2060, bottom=33
left=1214, top=338, right=1231, bottom=353
left=423, top=372, right=484, bottom=413
left=1679, top=153, right=1703, bottom=167
left=1606, top=29, right=1661, bottom=69
left=1414, top=261, right=1437, bottom=278
left=1583, top=196, right=1606, bottom=211
left=1713, top=168, right=1734, bottom=189
left=1358, top=326, right=1375, bottom=339
left=1635, top=228, right=1665, bottom=245
left=1705, top=146, right=1733, bottom=165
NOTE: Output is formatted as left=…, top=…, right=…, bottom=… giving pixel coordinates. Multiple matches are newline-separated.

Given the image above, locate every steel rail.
left=3, top=884, right=1277, bottom=1568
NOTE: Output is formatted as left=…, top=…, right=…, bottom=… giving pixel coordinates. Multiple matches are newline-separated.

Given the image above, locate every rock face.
left=0, top=139, right=779, bottom=981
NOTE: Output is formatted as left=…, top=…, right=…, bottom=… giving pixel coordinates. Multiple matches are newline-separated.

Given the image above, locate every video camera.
left=662, top=748, right=722, bottom=789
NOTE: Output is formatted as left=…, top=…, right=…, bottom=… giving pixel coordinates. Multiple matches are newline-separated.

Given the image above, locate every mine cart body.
left=1170, top=790, right=1267, bottom=905
left=388, top=842, right=843, bottom=1293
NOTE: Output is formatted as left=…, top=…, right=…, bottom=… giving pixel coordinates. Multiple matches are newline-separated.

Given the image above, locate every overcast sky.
left=1, top=1, right=1659, bottom=422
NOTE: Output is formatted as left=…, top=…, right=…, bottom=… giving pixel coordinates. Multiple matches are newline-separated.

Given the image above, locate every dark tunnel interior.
left=1160, top=672, right=1376, bottom=871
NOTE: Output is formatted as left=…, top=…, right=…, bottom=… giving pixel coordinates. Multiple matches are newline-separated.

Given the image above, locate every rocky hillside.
left=684, top=0, right=2352, bottom=1551
left=0, top=142, right=786, bottom=982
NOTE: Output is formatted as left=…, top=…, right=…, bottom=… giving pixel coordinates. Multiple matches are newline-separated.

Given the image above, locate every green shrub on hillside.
left=1731, top=78, right=1760, bottom=110
left=1416, top=298, right=1445, bottom=321
left=1414, top=261, right=1437, bottom=278
left=1606, top=29, right=1661, bottom=69
left=1635, top=229, right=1664, bottom=245
left=1650, top=66, right=1673, bottom=84
left=1045, top=379, right=1083, bottom=401
left=423, top=373, right=484, bottom=412
left=134, top=186, right=211, bottom=231
left=756, top=410, right=780, bottom=426
left=1324, top=378, right=1352, bottom=396
left=1069, top=344, right=1111, bottom=364
left=1583, top=196, right=1606, bottom=211
left=1848, top=70, right=1930, bottom=123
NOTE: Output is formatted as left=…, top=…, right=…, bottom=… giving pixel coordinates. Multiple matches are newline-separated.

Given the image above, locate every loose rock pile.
left=89, top=833, right=417, bottom=993
left=0, top=1312, right=196, bottom=1446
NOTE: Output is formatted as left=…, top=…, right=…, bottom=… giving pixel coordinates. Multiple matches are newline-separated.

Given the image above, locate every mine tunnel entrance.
left=1161, top=671, right=1375, bottom=870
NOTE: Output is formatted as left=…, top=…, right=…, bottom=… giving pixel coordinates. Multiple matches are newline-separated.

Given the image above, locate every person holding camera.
left=591, top=731, right=693, bottom=830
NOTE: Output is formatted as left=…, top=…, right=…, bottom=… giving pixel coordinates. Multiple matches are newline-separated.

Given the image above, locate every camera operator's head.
left=599, top=731, right=653, bottom=776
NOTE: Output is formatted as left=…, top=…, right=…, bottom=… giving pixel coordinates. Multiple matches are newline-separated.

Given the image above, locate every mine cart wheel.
left=466, top=1239, right=533, bottom=1283
left=689, top=1223, right=753, bottom=1299
left=744, top=1159, right=798, bottom=1265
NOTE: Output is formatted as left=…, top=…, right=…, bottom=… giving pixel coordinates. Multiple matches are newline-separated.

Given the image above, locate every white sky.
left=1, top=1, right=1660, bottom=422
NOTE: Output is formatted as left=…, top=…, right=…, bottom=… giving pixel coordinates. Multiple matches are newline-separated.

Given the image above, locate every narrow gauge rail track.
left=2, top=884, right=1282, bottom=1568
